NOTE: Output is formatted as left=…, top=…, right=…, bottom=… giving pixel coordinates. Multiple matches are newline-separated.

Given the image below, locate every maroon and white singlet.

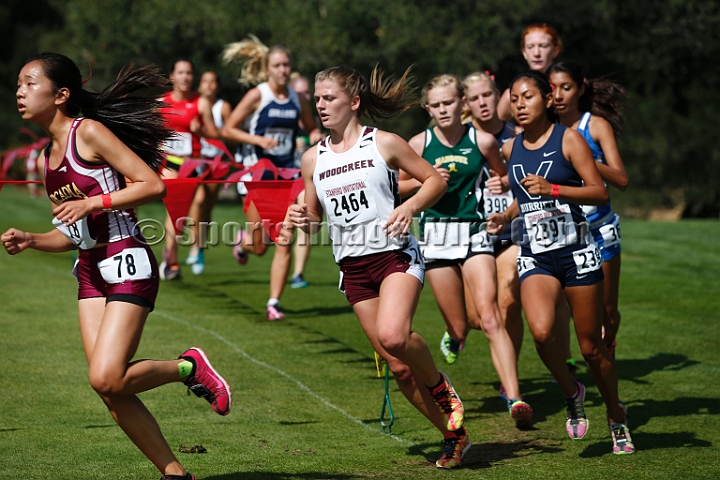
left=44, top=118, right=159, bottom=307
left=313, top=127, right=423, bottom=304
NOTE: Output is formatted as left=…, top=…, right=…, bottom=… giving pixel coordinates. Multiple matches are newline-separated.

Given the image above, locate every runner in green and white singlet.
left=401, top=74, right=533, bottom=430
left=419, top=123, right=487, bottom=231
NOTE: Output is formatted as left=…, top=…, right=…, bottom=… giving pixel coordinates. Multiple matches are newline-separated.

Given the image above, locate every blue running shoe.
left=186, top=247, right=200, bottom=265
left=291, top=273, right=308, bottom=289
left=191, top=250, right=205, bottom=275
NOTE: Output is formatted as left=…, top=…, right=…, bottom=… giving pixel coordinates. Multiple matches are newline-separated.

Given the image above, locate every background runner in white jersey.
left=183, top=70, right=233, bottom=275
left=289, top=65, right=471, bottom=469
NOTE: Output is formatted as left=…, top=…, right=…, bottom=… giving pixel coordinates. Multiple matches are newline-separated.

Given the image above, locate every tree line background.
left=2, top=0, right=718, bottom=217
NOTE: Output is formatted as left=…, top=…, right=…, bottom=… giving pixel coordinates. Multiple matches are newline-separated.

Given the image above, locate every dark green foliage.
left=2, top=0, right=719, bottom=215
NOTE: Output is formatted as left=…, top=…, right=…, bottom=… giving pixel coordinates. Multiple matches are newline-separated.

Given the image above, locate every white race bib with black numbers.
left=200, top=138, right=223, bottom=158
left=323, top=174, right=379, bottom=227
left=572, top=244, right=603, bottom=275
left=599, top=215, right=621, bottom=248
left=162, top=132, right=193, bottom=156
left=470, top=229, right=494, bottom=254
left=524, top=204, right=576, bottom=254
left=516, top=255, right=537, bottom=277
left=52, top=216, right=97, bottom=250
left=581, top=204, right=597, bottom=217
left=97, top=247, right=153, bottom=284
left=263, top=127, right=293, bottom=156
left=483, top=188, right=514, bottom=216
left=420, top=222, right=469, bottom=260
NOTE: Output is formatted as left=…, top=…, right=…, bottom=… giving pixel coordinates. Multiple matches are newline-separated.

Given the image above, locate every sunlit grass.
left=1, top=185, right=719, bottom=479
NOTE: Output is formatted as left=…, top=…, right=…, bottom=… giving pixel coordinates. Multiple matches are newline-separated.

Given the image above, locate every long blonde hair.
left=222, top=34, right=292, bottom=86
left=315, top=65, right=418, bottom=121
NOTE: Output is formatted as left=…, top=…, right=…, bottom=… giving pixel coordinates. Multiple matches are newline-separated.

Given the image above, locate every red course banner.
left=2, top=173, right=305, bottom=243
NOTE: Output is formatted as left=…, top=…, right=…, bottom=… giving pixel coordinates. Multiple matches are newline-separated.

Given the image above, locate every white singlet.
left=211, top=99, right=226, bottom=128
left=313, top=127, right=406, bottom=262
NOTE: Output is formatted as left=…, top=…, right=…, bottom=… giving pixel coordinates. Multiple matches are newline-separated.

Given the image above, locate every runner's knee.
left=88, top=368, right=125, bottom=397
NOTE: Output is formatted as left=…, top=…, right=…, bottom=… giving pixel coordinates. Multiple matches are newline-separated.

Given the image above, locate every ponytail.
left=223, top=34, right=292, bottom=86
left=315, top=65, right=418, bottom=121
left=547, top=61, right=627, bottom=134
left=26, top=53, right=173, bottom=172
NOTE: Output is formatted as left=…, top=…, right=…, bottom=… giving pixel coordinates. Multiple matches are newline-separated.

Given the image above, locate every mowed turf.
left=1, top=185, right=719, bottom=480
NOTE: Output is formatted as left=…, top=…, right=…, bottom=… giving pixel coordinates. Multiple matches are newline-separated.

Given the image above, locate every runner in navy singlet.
left=289, top=65, right=470, bottom=469
left=221, top=36, right=320, bottom=320
left=3, top=53, right=232, bottom=479
left=485, top=25, right=580, bottom=375
left=487, top=70, right=634, bottom=455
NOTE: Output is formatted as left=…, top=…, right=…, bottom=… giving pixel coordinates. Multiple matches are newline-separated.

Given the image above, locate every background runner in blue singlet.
left=549, top=60, right=629, bottom=357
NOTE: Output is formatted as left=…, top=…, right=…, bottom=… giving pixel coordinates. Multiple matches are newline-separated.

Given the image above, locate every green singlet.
left=420, top=124, right=486, bottom=235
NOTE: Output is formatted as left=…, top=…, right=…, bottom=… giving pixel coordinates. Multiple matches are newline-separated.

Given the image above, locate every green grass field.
left=1, top=185, right=719, bottom=480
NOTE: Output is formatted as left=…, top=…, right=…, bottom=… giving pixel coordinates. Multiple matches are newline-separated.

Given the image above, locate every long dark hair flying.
left=547, top=60, right=627, bottom=134
left=26, top=52, right=173, bottom=172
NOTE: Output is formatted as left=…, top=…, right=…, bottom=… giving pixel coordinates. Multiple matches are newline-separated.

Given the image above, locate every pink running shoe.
left=180, top=347, right=232, bottom=416
left=233, top=230, right=248, bottom=265
left=565, top=380, right=588, bottom=439
left=510, top=400, right=534, bottom=430
left=267, top=304, right=285, bottom=321
left=435, top=426, right=471, bottom=469
left=609, top=421, right=635, bottom=454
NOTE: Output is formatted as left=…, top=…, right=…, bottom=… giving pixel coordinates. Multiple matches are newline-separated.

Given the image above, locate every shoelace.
left=441, top=437, right=458, bottom=456
left=566, top=395, right=585, bottom=420
left=185, top=377, right=215, bottom=400
left=432, top=388, right=454, bottom=413
left=610, top=423, right=628, bottom=443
